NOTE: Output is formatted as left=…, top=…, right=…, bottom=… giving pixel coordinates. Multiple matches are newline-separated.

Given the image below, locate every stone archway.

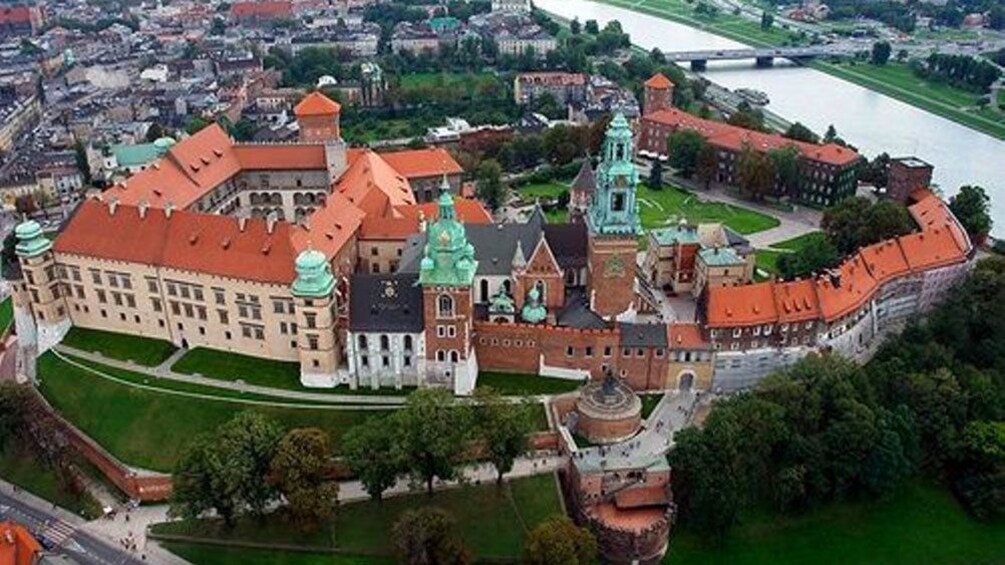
left=677, top=372, right=695, bottom=391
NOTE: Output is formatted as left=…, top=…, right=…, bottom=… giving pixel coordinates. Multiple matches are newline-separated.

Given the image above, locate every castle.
left=10, top=85, right=974, bottom=397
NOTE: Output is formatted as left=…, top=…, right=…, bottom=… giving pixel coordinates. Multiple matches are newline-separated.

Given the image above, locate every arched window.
left=358, top=335, right=368, bottom=350
left=380, top=335, right=389, bottom=350
left=404, top=335, right=413, bottom=351
left=503, top=279, right=512, bottom=294
left=449, top=350, right=459, bottom=363
left=480, top=279, right=489, bottom=303
left=535, top=280, right=546, bottom=301
left=437, top=294, right=454, bottom=318
left=436, top=350, right=445, bottom=362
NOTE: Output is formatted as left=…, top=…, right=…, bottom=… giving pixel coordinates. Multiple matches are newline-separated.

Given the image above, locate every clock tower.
left=587, top=113, right=640, bottom=319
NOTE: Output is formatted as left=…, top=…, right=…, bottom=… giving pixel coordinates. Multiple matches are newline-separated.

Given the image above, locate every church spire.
left=587, top=112, right=640, bottom=237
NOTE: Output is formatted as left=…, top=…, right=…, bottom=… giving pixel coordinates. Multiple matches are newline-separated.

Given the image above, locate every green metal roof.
left=650, top=226, right=700, bottom=246
left=697, top=246, right=745, bottom=267
left=15, top=219, right=51, bottom=258
left=291, top=249, right=335, bottom=297
left=419, top=192, right=478, bottom=287
left=110, top=139, right=173, bottom=168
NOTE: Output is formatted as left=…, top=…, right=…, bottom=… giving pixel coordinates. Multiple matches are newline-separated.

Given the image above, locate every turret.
left=291, top=248, right=340, bottom=386
left=14, top=219, right=70, bottom=354
left=643, top=73, right=674, bottom=116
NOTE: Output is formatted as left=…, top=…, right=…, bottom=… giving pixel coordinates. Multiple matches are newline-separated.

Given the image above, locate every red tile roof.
left=815, top=254, right=877, bottom=321
left=399, top=197, right=492, bottom=224
left=706, top=282, right=778, bottom=327
left=0, top=521, right=42, bottom=565
left=233, top=144, right=326, bottom=170
left=379, top=148, right=463, bottom=180
left=56, top=200, right=298, bottom=285
left=360, top=197, right=492, bottom=241
left=858, top=239, right=910, bottom=285
left=294, top=91, right=341, bottom=117
left=644, top=73, right=674, bottom=89
left=291, top=191, right=365, bottom=260
left=336, top=150, right=415, bottom=217
left=644, top=108, right=860, bottom=167
left=897, top=225, right=965, bottom=272
left=667, top=322, right=709, bottom=349
left=230, top=0, right=293, bottom=18
left=0, top=5, right=34, bottom=25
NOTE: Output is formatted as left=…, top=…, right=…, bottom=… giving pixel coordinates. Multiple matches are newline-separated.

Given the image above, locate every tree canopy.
left=522, top=515, right=597, bottom=565
left=821, top=197, right=914, bottom=255
left=949, top=185, right=992, bottom=241
left=393, top=507, right=471, bottom=565
left=270, top=428, right=339, bottom=529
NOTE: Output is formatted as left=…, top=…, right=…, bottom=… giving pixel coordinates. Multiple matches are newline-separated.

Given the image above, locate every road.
left=0, top=480, right=153, bottom=565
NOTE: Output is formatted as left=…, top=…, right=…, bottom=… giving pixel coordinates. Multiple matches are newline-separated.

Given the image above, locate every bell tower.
left=14, top=219, right=70, bottom=354
left=586, top=113, right=640, bottom=319
left=419, top=192, right=479, bottom=395
left=291, top=248, right=340, bottom=388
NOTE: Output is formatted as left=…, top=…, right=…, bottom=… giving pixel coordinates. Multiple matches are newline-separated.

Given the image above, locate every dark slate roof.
left=570, top=160, right=596, bottom=194
left=400, top=218, right=544, bottom=277
left=557, top=288, right=608, bottom=329
left=619, top=322, right=669, bottom=348
left=543, top=222, right=588, bottom=269
left=349, top=273, right=424, bottom=332
left=723, top=226, right=749, bottom=247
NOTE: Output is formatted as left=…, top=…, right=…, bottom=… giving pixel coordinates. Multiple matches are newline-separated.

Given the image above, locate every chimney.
left=266, top=211, right=278, bottom=234
left=165, top=201, right=175, bottom=218
left=238, top=216, right=248, bottom=232
left=108, top=199, right=119, bottom=215
left=138, top=199, right=149, bottom=219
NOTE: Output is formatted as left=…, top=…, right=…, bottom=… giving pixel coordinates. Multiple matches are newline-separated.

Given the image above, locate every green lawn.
left=770, top=231, right=826, bottom=252
left=36, top=352, right=388, bottom=472
left=0, top=445, right=102, bottom=518
left=399, top=71, right=500, bottom=93
left=755, top=249, right=785, bottom=278
left=171, top=347, right=415, bottom=397
left=667, top=480, right=1005, bottom=565
left=638, top=184, right=780, bottom=235
left=0, top=297, right=12, bottom=334
left=163, top=545, right=390, bottom=565
left=61, top=327, right=177, bottom=367
left=518, top=181, right=569, bottom=201
left=477, top=371, right=582, bottom=395
left=154, top=473, right=563, bottom=560
left=641, top=393, right=663, bottom=419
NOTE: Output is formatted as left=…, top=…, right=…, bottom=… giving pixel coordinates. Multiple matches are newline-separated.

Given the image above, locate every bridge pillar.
left=755, top=56, right=774, bottom=68
left=690, top=59, right=707, bottom=72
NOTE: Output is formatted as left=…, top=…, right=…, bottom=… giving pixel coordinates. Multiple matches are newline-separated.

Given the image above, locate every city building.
left=230, top=1, right=294, bottom=25
left=642, top=222, right=754, bottom=296
left=0, top=94, right=41, bottom=154
left=886, top=156, right=933, bottom=204
left=469, top=12, right=556, bottom=57
left=642, top=73, right=674, bottom=117
left=513, top=72, right=588, bottom=106
left=0, top=4, right=45, bottom=39
left=492, top=0, right=531, bottom=12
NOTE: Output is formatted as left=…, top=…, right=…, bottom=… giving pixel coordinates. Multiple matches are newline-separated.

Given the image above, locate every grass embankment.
left=595, top=0, right=805, bottom=48
left=477, top=371, right=582, bottom=395
left=61, top=327, right=177, bottom=366
left=812, top=61, right=1005, bottom=141
left=0, top=297, right=12, bottom=334
left=755, top=231, right=826, bottom=277
left=638, top=184, right=780, bottom=235
left=36, top=352, right=389, bottom=472
left=667, top=480, right=1005, bottom=564
left=155, top=473, right=563, bottom=561
left=0, top=446, right=102, bottom=518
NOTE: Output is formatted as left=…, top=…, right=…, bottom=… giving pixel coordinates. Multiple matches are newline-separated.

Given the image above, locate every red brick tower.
left=643, top=73, right=674, bottom=116
left=294, top=91, right=342, bottom=143
left=886, top=157, right=933, bottom=204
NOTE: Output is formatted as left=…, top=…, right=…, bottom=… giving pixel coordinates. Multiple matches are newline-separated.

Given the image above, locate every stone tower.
left=294, top=91, right=347, bottom=183
left=643, top=73, right=674, bottom=116
left=291, top=248, right=340, bottom=387
left=419, top=192, right=479, bottom=395
left=14, top=219, right=70, bottom=354
left=886, top=157, right=933, bottom=204
left=587, top=113, right=640, bottom=319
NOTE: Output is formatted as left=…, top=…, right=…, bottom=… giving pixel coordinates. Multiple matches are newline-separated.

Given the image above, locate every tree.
left=727, top=102, right=765, bottom=131
left=584, top=19, right=599, bottom=34
left=472, top=388, right=534, bottom=485
left=270, top=428, right=339, bottom=529
left=667, top=130, right=708, bottom=178
left=185, top=116, right=213, bottom=135
left=777, top=238, right=840, bottom=279
left=0, top=382, right=31, bottom=451
left=569, top=17, right=581, bottom=34
left=522, top=515, right=597, bottom=565
left=392, top=389, right=471, bottom=495
left=949, top=185, right=992, bottom=243
left=145, top=123, right=165, bottom=142
left=736, top=145, right=775, bottom=201
left=221, top=411, right=285, bottom=516
left=476, top=159, right=505, bottom=211
left=768, top=145, right=800, bottom=199
left=74, top=139, right=92, bottom=186
left=648, top=160, right=663, bottom=189
left=760, top=10, right=774, bottom=30
left=784, top=122, right=819, bottom=143
left=342, top=422, right=401, bottom=501
left=822, top=197, right=913, bottom=255
left=695, top=144, right=717, bottom=190
left=870, top=41, right=891, bottom=65
left=393, top=507, right=470, bottom=565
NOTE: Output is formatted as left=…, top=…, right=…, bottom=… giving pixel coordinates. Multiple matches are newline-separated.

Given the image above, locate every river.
left=536, top=0, right=1005, bottom=232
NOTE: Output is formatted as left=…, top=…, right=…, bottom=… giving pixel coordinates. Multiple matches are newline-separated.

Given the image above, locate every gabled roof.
left=644, top=73, right=674, bottom=89
left=619, top=322, right=668, bottom=348
left=858, top=239, right=910, bottom=285
left=772, top=280, right=820, bottom=323
left=524, top=235, right=562, bottom=276
left=359, top=197, right=492, bottom=241
left=668, top=323, right=709, bottom=350
left=705, top=282, right=777, bottom=327
left=294, top=91, right=341, bottom=117
left=815, top=254, right=877, bottom=321
left=335, top=150, right=415, bottom=217
left=231, top=0, right=292, bottom=18
left=543, top=223, right=588, bottom=269
left=379, top=148, right=463, bottom=179
left=233, top=144, right=326, bottom=170
left=897, top=224, right=966, bottom=272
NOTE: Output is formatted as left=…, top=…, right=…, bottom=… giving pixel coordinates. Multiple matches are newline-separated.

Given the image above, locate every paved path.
left=0, top=479, right=186, bottom=565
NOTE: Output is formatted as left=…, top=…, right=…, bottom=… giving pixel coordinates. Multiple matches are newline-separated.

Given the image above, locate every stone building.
left=886, top=156, right=933, bottom=204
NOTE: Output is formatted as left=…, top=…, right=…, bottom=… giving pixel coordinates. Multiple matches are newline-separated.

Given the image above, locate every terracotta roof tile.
left=380, top=148, right=463, bottom=180
left=858, top=239, right=910, bottom=285
left=294, top=91, right=341, bottom=117
left=897, top=225, right=965, bottom=272
left=233, top=144, right=326, bottom=170
left=231, top=0, right=293, bottom=17
left=815, top=255, right=877, bottom=321
left=771, top=279, right=820, bottom=323
left=644, top=73, right=674, bottom=89
left=705, top=282, right=778, bottom=327
left=667, top=322, right=709, bottom=349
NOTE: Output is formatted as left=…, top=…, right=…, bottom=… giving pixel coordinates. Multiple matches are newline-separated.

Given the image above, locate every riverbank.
left=584, top=0, right=1005, bottom=141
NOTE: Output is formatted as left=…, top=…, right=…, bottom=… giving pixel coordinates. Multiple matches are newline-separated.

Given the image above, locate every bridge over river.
left=661, top=45, right=854, bottom=70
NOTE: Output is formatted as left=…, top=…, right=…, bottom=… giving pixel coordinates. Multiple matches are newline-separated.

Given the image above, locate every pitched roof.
left=543, top=223, right=588, bottom=269
left=294, top=91, right=341, bottom=117
left=858, top=239, right=910, bottom=285
left=233, top=144, right=326, bottom=170
left=771, top=280, right=820, bottom=323
left=619, top=322, right=668, bottom=348
left=815, top=254, right=877, bottom=321
left=55, top=200, right=298, bottom=285
left=0, top=521, right=42, bottom=565
left=556, top=288, right=607, bottom=329
left=231, top=0, right=293, bottom=17
left=349, top=273, right=424, bottom=332
left=398, top=197, right=493, bottom=225
left=644, top=108, right=860, bottom=167
left=335, top=150, right=415, bottom=217
left=897, top=225, right=965, bottom=272
left=644, top=73, right=674, bottom=89
left=705, top=282, right=778, bottom=327
left=667, top=323, right=709, bottom=350
left=379, top=148, right=463, bottom=179
left=290, top=191, right=365, bottom=259
left=570, top=160, right=596, bottom=194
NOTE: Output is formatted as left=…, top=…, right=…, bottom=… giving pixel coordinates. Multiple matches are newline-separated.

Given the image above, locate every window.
left=218, top=310, right=229, bottom=324
left=308, top=335, right=319, bottom=350
left=371, top=247, right=379, bottom=256
left=305, top=313, right=317, bottom=329
left=380, top=335, right=389, bottom=350
left=622, top=347, right=631, bottom=356
left=147, top=280, right=158, bottom=293
left=361, top=355, right=369, bottom=367
left=450, top=351, right=459, bottom=363
left=764, top=325, right=772, bottom=336
left=436, top=350, right=445, bottom=362
left=371, top=263, right=380, bottom=274
left=126, top=294, right=136, bottom=308
left=637, top=348, right=646, bottom=357
left=107, top=273, right=118, bottom=287
left=167, top=283, right=176, bottom=296
left=112, top=292, right=122, bottom=306
left=214, top=289, right=225, bottom=305
left=96, top=289, right=106, bottom=304
left=585, top=346, right=593, bottom=357
left=358, top=335, right=368, bottom=349
left=382, top=355, right=390, bottom=368
left=753, top=325, right=761, bottom=336
left=273, top=300, right=285, bottom=314
left=437, top=294, right=454, bottom=318
left=447, top=326, right=456, bottom=338
left=566, top=346, right=574, bottom=357
left=404, top=335, right=413, bottom=351
left=437, top=326, right=446, bottom=338
left=604, top=346, right=612, bottom=357
left=180, top=286, right=190, bottom=299
left=732, top=328, right=742, bottom=338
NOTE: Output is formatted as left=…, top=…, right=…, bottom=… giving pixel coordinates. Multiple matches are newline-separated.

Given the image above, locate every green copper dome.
left=419, top=192, right=478, bottom=287
left=291, top=249, right=335, bottom=297
left=587, top=111, right=641, bottom=237
left=520, top=286, right=546, bottom=323
left=489, top=288, right=515, bottom=314
left=14, top=219, right=51, bottom=258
